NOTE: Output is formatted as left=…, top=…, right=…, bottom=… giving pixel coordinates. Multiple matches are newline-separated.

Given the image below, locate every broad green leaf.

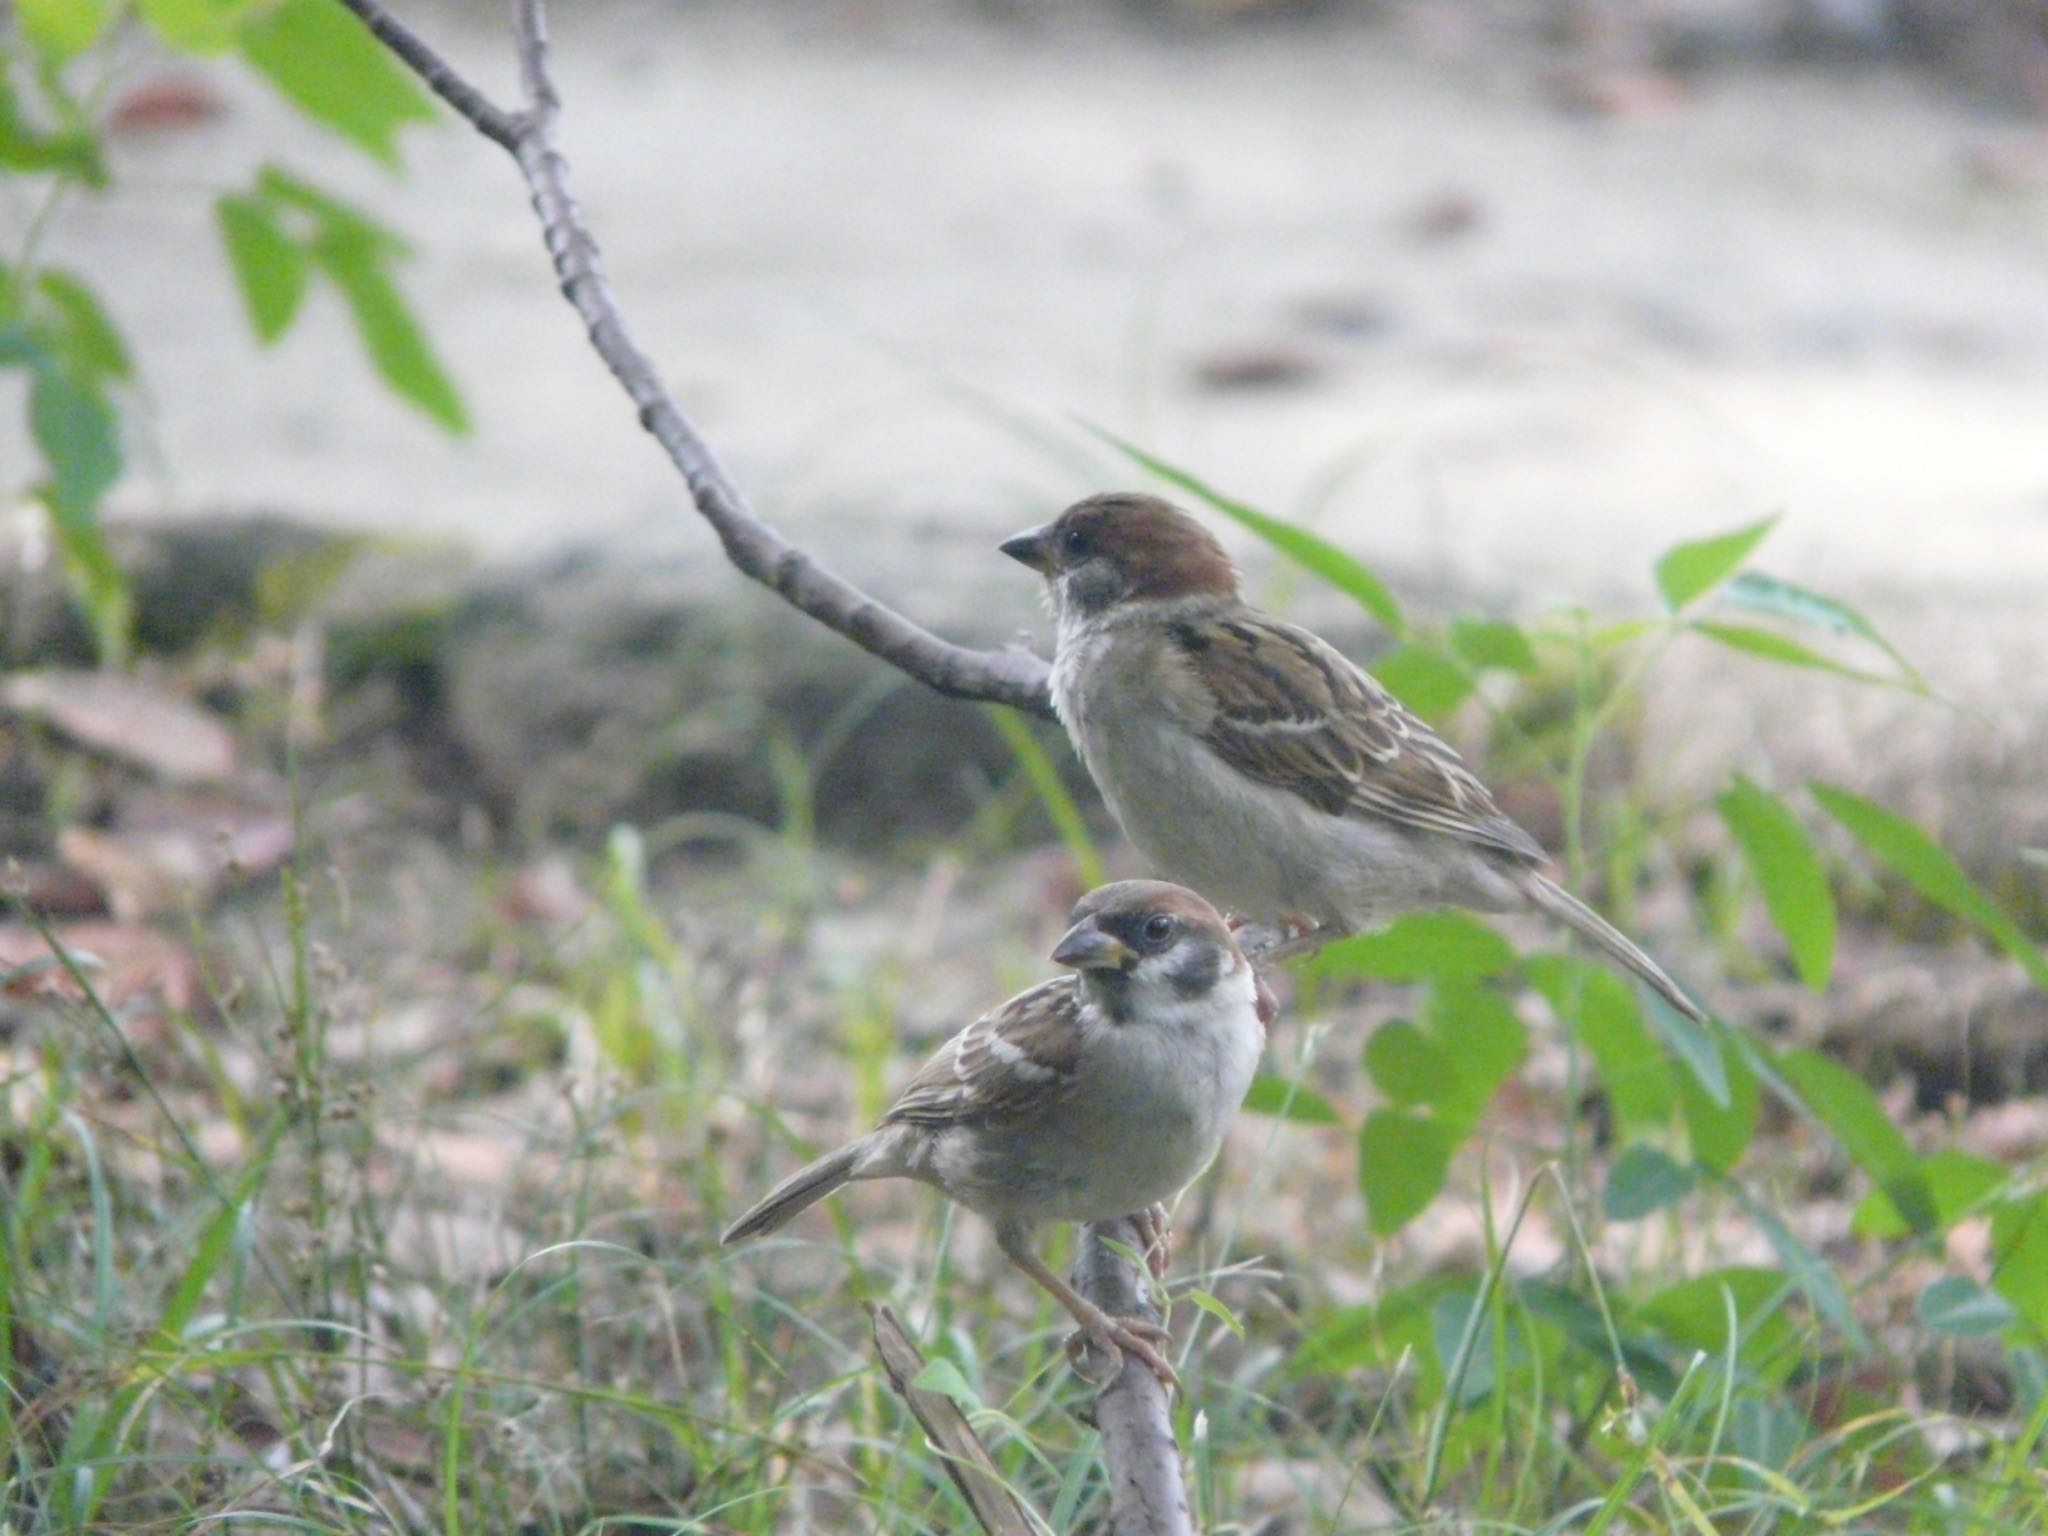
left=0, top=70, right=105, bottom=182
left=1424, top=980, right=1525, bottom=1119
left=1654, top=515, right=1777, bottom=611
left=1091, top=430, right=1406, bottom=634
left=30, top=363, right=120, bottom=517
left=1431, top=1289, right=1506, bottom=1406
left=1242, top=1073, right=1343, bottom=1126
left=1527, top=957, right=1675, bottom=1132
left=1363, top=1020, right=1445, bottom=1109
left=1303, top=910, right=1516, bottom=984
left=138, top=0, right=257, bottom=52
left=1603, top=1144, right=1695, bottom=1221
left=1778, top=1048, right=1932, bottom=1233
left=1639, top=1267, right=1800, bottom=1386
left=1289, top=1304, right=1380, bottom=1376
left=1372, top=643, right=1475, bottom=721
left=237, top=0, right=438, bottom=167
left=1676, top=1028, right=1757, bottom=1175
left=19, top=0, right=120, bottom=60
left=1358, top=1109, right=1462, bottom=1237
left=1691, top=622, right=1892, bottom=686
left=1851, top=1149, right=2008, bottom=1239
left=1812, top=783, right=2048, bottom=992
left=216, top=193, right=309, bottom=343
left=258, top=165, right=411, bottom=256
left=313, top=231, right=468, bottom=433
left=1717, top=776, right=1835, bottom=990
left=35, top=271, right=130, bottom=380
left=1722, top=570, right=1924, bottom=688
left=1991, top=1194, right=2048, bottom=1335
left=1916, top=1276, right=2016, bottom=1338
left=1449, top=617, right=1538, bottom=674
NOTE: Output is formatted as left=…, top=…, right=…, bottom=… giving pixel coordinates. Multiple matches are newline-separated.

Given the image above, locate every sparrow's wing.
left=884, top=977, right=1084, bottom=1129
left=1169, top=611, right=1546, bottom=865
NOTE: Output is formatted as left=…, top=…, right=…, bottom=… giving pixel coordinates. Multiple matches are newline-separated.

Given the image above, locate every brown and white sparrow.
left=1000, top=492, right=1706, bottom=1023
left=721, top=880, right=1268, bottom=1387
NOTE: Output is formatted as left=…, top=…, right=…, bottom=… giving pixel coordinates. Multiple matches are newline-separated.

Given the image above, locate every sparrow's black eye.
left=1140, top=913, right=1179, bottom=949
left=1059, top=526, right=1091, bottom=562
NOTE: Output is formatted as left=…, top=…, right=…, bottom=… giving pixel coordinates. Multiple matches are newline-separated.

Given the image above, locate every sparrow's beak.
left=1051, top=917, right=1133, bottom=972
left=999, top=525, right=1053, bottom=573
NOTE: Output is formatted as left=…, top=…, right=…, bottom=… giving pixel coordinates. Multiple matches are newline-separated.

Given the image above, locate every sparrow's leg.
left=996, top=1227, right=1181, bottom=1392
left=1132, top=1202, right=1172, bottom=1282
left=1246, top=915, right=1344, bottom=967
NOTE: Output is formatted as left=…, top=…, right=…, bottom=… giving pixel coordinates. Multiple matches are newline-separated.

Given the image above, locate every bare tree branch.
left=333, top=0, right=1055, bottom=717
left=1073, top=1217, right=1197, bottom=1536
left=337, top=2, right=1192, bottom=1525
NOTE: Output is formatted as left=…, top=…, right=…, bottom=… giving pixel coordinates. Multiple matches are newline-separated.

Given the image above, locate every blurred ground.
left=27, top=0, right=2048, bottom=637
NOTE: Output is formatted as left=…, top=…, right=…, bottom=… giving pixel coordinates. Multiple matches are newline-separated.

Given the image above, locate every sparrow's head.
left=1000, top=493, right=1239, bottom=620
left=1050, top=879, right=1251, bottom=1025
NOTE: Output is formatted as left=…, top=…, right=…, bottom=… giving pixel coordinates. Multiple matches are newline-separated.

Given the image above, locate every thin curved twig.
left=333, top=0, right=1055, bottom=717
left=335, top=0, right=1184, bottom=1528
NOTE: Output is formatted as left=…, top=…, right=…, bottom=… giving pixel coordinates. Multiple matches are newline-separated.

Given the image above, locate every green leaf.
left=138, top=0, right=258, bottom=53
left=1991, top=1195, right=2048, bottom=1335
left=1449, top=617, right=1538, bottom=674
left=1639, top=1267, right=1801, bottom=1386
left=1812, top=783, right=2048, bottom=992
left=1304, top=910, right=1516, bottom=984
left=1090, top=430, right=1406, bottom=635
left=1425, top=981, right=1525, bottom=1120
left=237, top=0, right=438, bottom=167
left=1717, top=776, right=1836, bottom=990
left=1648, top=998, right=1729, bottom=1108
left=908, top=1358, right=981, bottom=1408
left=1185, top=1287, right=1245, bottom=1339
left=30, top=363, right=120, bottom=518
left=1721, top=570, right=1924, bottom=688
left=1358, top=1109, right=1462, bottom=1237
left=1241, top=1072, right=1343, bottom=1126
left=1779, top=1049, right=1933, bottom=1234
left=216, top=193, right=309, bottom=343
left=1372, top=643, right=1475, bottom=721
left=35, top=271, right=130, bottom=380
left=1851, top=1150, right=2008, bottom=1239
left=1527, top=957, right=1675, bottom=1133
left=1734, top=1186, right=1869, bottom=1353
left=1654, top=515, right=1777, bottom=611
left=1676, top=1028, right=1757, bottom=1175
left=19, top=0, right=120, bottom=60
left=984, top=705, right=1103, bottom=888
left=1364, top=1020, right=1447, bottom=1109
left=257, top=166, right=411, bottom=256
left=313, top=228, right=468, bottom=433
left=1916, top=1276, right=2016, bottom=1338
left=1690, top=622, right=1893, bottom=687
left=0, top=70, right=105, bottom=182
left=1603, top=1144, right=1695, bottom=1221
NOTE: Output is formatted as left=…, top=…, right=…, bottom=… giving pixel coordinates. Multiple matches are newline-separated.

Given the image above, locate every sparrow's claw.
left=1065, top=1316, right=1181, bottom=1392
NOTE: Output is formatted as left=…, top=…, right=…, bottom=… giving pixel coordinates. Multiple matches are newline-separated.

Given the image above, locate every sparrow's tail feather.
left=1515, top=871, right=1707, bottom=1024
left=722, top=1142, right=867, bottom=1245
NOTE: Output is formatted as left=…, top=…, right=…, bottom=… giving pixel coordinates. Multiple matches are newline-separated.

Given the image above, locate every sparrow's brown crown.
left=1002, top=493, right=1240, bottom=608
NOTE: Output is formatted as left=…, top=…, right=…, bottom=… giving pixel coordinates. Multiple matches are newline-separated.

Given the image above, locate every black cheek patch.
left=1168, top=945, right=1221, bottom=1000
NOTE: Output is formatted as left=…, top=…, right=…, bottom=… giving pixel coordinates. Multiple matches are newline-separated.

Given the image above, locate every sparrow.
left=1000, top=492, right=1706, bottom=1024
left=721, top=879, right=1269, bottom=1388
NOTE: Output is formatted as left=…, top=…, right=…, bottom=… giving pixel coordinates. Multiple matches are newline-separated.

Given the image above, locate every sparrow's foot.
left=1065, top=1314, right=1181, bottom=1392
left=1132, top=1202, right=1173, bottom=1282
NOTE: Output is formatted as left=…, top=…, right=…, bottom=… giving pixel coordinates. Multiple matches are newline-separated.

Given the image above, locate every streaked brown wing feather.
left=883, top=977, right=1083, bottom=1129
left=1171, top=612, right=1546, bottom=865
